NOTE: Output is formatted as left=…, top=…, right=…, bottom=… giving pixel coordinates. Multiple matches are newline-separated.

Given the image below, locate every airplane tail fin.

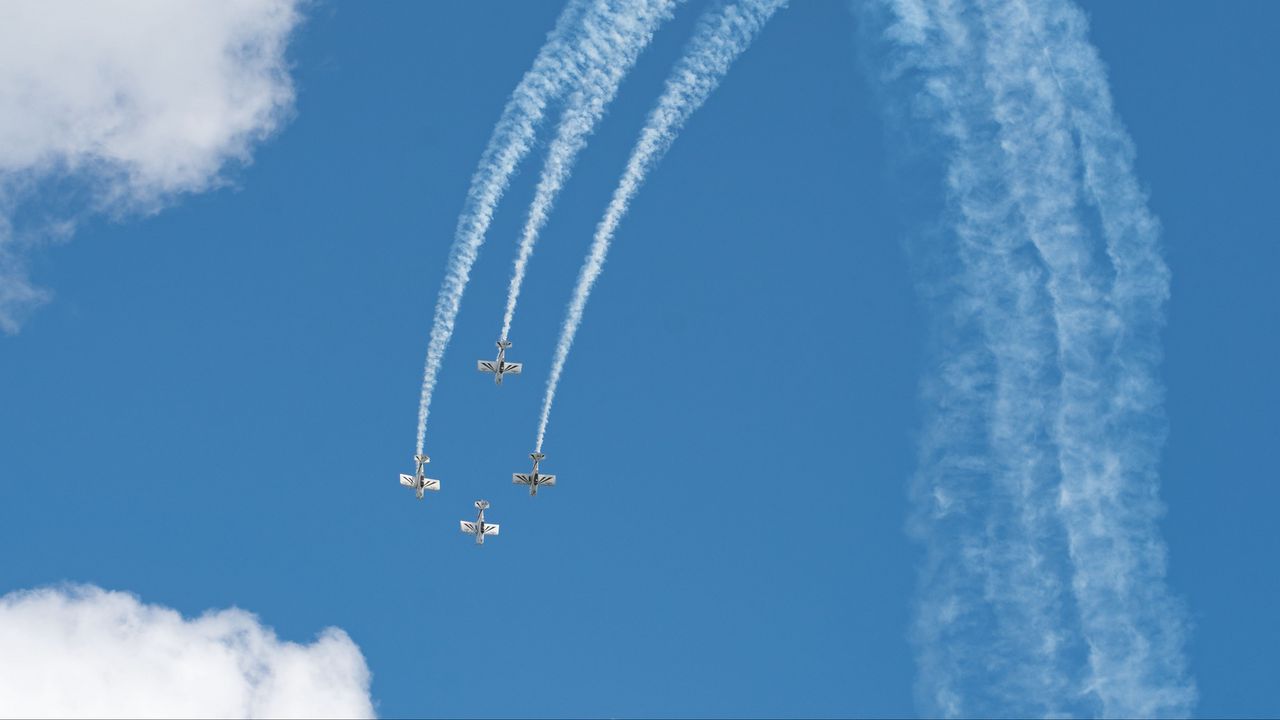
left=497, top=339, right=512, bottom=349
left=530, top=452, right=545, bottom=462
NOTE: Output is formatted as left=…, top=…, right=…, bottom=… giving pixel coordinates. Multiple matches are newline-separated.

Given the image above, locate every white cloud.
left=0, top=585, right=375, bottom=719
left=0, top=0, right=302, bottom=331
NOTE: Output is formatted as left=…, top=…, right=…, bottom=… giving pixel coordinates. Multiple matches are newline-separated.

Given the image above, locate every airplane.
left=477, top=339, right=522, bottom=385
left=460, top=500, right=500, bottom=545
left=399, top=454, right=441, bottom=500
left=513, top=452, right=556, bottom=496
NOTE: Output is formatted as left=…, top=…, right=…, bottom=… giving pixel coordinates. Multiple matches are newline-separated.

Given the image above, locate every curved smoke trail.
left=414, top=0, right=588, bottom=454
left=535, top=0, right=784, bottom=453
left=415, top=0, right=647, bottom=454
left=879, top=0, right=1192, bottom=715
left=500, top=0, right=679, bottom=343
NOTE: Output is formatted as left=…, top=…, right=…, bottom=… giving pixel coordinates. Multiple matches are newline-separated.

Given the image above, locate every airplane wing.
left=399, top=474, right=415, bottom=488
left=422, top=478, right=441, bottom=491
left=477, top=361, right=498, bottom=373
left=540, top=474, right=556, bottom=487
left=513, top=473, right=533, bottom=486
left=460, top=521, right=477, bottom=535
left=482, top=523, right=500, bottom=536
left=501, top=362, right=522, bottom=375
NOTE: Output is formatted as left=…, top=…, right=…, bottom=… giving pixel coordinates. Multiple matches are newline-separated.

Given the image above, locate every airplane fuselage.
left=414, top=461, right=428, bottom=498
left=492, top=347, right=509, bottom=385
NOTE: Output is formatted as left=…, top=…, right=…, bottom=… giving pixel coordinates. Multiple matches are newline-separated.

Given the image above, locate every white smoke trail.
left=1005, top=0, right=1195, bottom=714
left=415, top=0, right=603, bottom=454
left=884, top=1, right=1082, bottom=714
left=879, top=0, right=1193, bottom=715
left=534, top=0, right=784, bottom=453
left=500, top=0, right=679, bottom=344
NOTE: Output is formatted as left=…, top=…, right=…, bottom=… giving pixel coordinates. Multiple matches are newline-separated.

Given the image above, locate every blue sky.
left=0, top=1, right=1277, bottom=717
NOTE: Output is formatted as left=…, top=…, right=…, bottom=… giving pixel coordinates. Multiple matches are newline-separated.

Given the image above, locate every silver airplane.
left=399, top=454, right=441, bottom=500
left=477, top=340, right=522, bottom=385
left=513, top=452, right=556, bottom=496
left=460, top=500, right=500, bottom=545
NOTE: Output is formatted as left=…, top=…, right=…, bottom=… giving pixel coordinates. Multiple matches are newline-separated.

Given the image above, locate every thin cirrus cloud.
left=0, top=585, right=375, bottom=719
left=0, top=0, right=303, bottom=333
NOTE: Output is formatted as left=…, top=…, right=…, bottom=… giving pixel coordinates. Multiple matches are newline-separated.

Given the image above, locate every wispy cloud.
left=874, top=0, right=1192, bottom=715
left=536, top=0, right=785, bottom=453
left=0, top=585, right=374, bottom=718
left=0, top=0, right=301, bottom=333
left=881, top=2, right=1081, bottom=713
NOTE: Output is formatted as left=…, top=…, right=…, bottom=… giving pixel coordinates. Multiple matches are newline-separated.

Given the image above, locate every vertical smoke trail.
left=1005, top=0, right=1195, bottom=714
left=878, top=0, right=1193, bottom=715
left=416, top=0, right=616, bottom=454
left=883, top=1, right=1082, bottom=714
left=534, top=0, right=784, bottom=453
left=500, top=0, right=679, bottom=344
